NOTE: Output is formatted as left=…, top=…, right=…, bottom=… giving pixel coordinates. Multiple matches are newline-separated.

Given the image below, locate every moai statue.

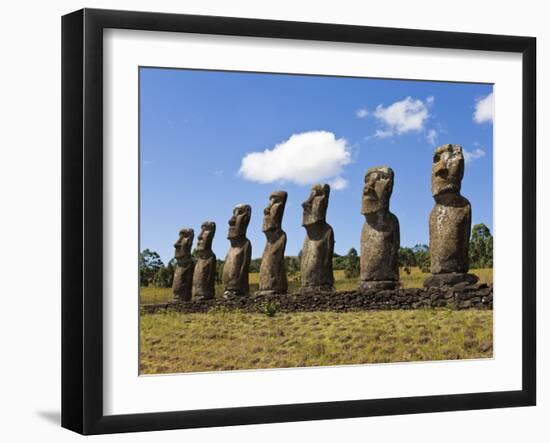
left=424, top=144, right=479, bottom=287
left=172, top=228, right=194, bottom=301
left=192, top=221, right=217, bottom=300
left=222, top=204, right=252, bottom=297
left=257, top=191, right=288, bottom=296
left=359, top=167, right=400, bottom=293
left=300, top=184, right=335, bottom=293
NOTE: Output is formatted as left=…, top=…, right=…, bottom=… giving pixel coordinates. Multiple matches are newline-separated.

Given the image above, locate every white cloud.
left=238, top=131, right=352, bottom=189
left=374, top=129, right=394, bottom=139
left=373, top=96, right=430, bottom=137
left=426, top=129, right=438, bottom=146
left=473, top=92, right=494, bottom=124
left=330, top=176, right=348, bottom=190
left=463, top=148, right=486, bottom=164
left=355, top=107, right=369, bottom=118
left=426, top=96, right=435, bottom=105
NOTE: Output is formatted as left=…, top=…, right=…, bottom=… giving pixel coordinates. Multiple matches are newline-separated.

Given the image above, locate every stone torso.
left=429, top=196, right=471, bottom=274
left=192, top=253, right=216, bottom=299
left=301, top=224, right=334, bottom=289
left=259, top=231, right=287, bottom=294
left=172, top=257, right=194, bottom=301
left=360, top=212, right=399, bottom=282
left=222, top=239, right=251, bottom=295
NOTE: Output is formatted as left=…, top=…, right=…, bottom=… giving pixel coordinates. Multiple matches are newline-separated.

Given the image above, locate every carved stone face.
left=174, top=228, right=194, bottom=258
left=361, top=166, right=394, bottom=215
left=302, top=184, right=330, bottom=227
left=262, top=191, right=287, bottom=232
left=432, top=144, right=464, bottom=197
left=227, top=204, right=251, bottom=239
left=196, top=221, right=216, bottom=252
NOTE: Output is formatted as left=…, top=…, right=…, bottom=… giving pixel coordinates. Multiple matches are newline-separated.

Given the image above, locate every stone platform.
left=141, top=283, right=493, bottom=314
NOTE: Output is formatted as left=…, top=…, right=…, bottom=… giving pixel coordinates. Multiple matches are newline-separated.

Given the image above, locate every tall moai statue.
left=424, top=144, right=479, bottom=287
left=359, top=167, right=400, bottom=293
left=192, top=221, right=217, bottom=300
left=257, top=191, right=288, bottom=296
left=172, top=228, right=194, bottom=301
left=222, top=204, right=252, bottom=297
left=300, top=184, right=335, bottom=293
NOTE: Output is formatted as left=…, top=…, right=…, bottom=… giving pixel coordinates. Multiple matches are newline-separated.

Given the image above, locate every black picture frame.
left=61, top=8, right=536, bottom=435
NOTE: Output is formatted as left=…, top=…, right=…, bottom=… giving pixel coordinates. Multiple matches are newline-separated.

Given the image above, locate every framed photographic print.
left=61, top=8, right=536, bottom=435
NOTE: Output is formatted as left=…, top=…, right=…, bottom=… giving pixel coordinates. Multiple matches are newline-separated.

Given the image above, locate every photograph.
left=138, top=67, right=495, bottom=375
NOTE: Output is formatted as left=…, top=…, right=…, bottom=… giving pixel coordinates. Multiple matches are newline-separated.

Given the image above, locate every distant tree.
left=139, top=249, right=164, bottom=286
left=469, top=223, right=493, bottom=268
left=412, top=244, right=430, bottom=273
left=332, top=251, right=348, bottom=271
left=398, top=247, right=417, bottom=267
left=249, top=258, right=262, bottom=273
left=152, top=266, right=173, bottom=288
left=344, top=247, right=360, bottom=279
left=154, top=258, right=176, bottom=288
left=285, top=256, right=300, bottom=283
left=215, top=260, right=224, bottom=284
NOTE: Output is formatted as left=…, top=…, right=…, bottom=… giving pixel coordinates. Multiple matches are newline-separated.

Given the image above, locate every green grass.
left=140, top=309, right=493, bottom=374
left=140, top=267, right=493, bottom=304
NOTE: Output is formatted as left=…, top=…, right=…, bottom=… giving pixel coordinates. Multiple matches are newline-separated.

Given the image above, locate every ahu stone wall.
left=141, top=283, right=493, bottom=314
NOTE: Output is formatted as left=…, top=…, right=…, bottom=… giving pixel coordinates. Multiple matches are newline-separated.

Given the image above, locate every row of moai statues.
left=171, top=144, right=478, bottom=301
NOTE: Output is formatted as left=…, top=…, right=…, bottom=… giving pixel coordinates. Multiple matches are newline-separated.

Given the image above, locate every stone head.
left=361, top=166, right=394, bottom=215
left=262, top=191, right=288, bottom=232
left=174, top=228, right=194, bottom=258
left=432, top=144, right=465, bottom=197
left=196, top=221, right=216, bottom=252
left=302, top=184, right=330, bottom=227
left=228, top=204, right=251, bottom=239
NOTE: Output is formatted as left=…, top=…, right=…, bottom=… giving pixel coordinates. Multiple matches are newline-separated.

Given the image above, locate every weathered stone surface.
left=425, top=144, right=477, bottom=287
left=300, top=184, right=335, bottom=293
left=223, top=204, right=252, bottom=297
left=258, top=191, right=288, bottom=296
left=143, top=283, right=494, bottom=314
left=360, top=167, right=400, bottom=293
left=172, top=228, right=194, bottom=301
left=192, top=221, right=217, bottom=300
left=359, top=280, right=398, bottom=292
left=423, top=272, right=478, bottom=288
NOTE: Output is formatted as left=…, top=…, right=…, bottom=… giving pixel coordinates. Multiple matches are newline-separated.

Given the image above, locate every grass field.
left=140, top=309, right=493, bottom=374
left=140, top=267, right=493, bottom=304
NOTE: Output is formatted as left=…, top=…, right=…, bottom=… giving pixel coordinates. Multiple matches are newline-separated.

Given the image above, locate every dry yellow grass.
left=140, top=309, right=493, bottom=374
left=140, top=267, right=493, bottom=304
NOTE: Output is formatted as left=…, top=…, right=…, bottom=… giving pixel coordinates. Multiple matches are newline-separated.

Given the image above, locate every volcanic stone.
left=172, top=228, right=194, bottom=301
left=300, top=184, right=335, bottom=293
left=425, top=144, right=478, bottom=287
left=359, top=166, right=400, bottom=293
left=192, top=221, right=217, bottom=300
left=258, top=191, right=288, bottom=296
left=222, top=204, right=252, bottom=297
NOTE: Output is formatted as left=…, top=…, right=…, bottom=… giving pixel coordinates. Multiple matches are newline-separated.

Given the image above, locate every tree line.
left=140, top=223, right=493, bottom=288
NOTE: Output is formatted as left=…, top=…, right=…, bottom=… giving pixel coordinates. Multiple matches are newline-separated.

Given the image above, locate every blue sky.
left=140, top=67, right=493, bottom=264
